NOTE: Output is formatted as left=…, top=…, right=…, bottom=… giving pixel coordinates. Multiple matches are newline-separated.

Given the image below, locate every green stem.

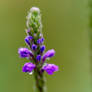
left=34, top=68, right=46, bottom=92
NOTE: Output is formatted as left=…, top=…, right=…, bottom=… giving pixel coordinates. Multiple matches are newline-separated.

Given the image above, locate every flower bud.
left=25, top=36, right=33, bottom=46
left=32, top=44, right=37, bottom=50
left=37, top=37, right=44, bottom=44
left=36, top=55, right=41, bottom=62
left=40, top=45, right=45, bottom=53
left=30, top=7, right=40, bottom=15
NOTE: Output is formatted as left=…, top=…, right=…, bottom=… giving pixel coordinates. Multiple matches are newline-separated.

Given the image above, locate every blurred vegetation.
left=0, top=0, right=91, bottom=92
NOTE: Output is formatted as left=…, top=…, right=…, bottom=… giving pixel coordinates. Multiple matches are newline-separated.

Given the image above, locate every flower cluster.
left=18, top=7, right=59, bottom=75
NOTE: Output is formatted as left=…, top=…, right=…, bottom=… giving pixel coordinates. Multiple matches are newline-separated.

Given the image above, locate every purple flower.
left=42, top=49, right=55, bottom=62
left=32, top=44, right=37, bottom=50
left=37, top=38, right=44, bottom=44
left=36, top=55, right=41, bottom=62
left=22, top=62, right=36, bottom=72
left=40, top=45, right=45, bottom=53
left=18, top=48, right=33, bottom=58
left=25, top=36, right=33, bottom=46
left=18, top=7, right=59, bottom=77
left=43, top=64, right=58, bottom=75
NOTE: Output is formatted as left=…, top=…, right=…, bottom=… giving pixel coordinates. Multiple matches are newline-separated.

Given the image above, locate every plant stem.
left=34, top=68, right=45, bottom=92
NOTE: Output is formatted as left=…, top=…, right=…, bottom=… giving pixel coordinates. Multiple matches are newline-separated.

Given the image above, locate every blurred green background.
left=0, top=0, right=91, bottom=92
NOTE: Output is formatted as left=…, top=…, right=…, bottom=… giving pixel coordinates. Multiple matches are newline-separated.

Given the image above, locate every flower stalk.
left=18, top=7, right=59, bottom=92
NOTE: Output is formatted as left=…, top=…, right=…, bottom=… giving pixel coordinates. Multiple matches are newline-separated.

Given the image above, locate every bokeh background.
left=0, top=0, right=91, bottom=92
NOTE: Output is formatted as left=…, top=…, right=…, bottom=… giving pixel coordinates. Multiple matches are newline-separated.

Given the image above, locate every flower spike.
left=18, top=7, right=59, bottom=92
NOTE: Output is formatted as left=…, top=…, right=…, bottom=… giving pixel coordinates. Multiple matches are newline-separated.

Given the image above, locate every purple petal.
left=18, top=48, right=33, bottom=58
left=42, top=49, right=55, bottom=62
left=22, top=62, right=36, bottom=72
left=43, top=64, right=59, bottom=75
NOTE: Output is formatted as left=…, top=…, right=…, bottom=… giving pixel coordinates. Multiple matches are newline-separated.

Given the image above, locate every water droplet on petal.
left=29, top=71, right=33, bottom=75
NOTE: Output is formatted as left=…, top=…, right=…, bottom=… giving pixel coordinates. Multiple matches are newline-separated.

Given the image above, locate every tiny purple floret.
left=25, top=36, right=33, bottom=46
left=18, top=48, right=33, bottom=58
left=42, top=49, right=55, bottom=62
left=40, top=45, right=45, bottom=53
left=36, top=55, right=41, bottom=62
left=32, top=44, right=37, bottom=50
left=43, top=64, right=58, bottom=75
left=37, top=37, right=44, bottom=44
left=22, top=62, right=36, bottom=72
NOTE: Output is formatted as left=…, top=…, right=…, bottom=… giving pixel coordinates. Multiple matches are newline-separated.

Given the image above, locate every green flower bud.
left=30, top=7, right=40, bottom=16
left=26, top=7, right=42, bottom=33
